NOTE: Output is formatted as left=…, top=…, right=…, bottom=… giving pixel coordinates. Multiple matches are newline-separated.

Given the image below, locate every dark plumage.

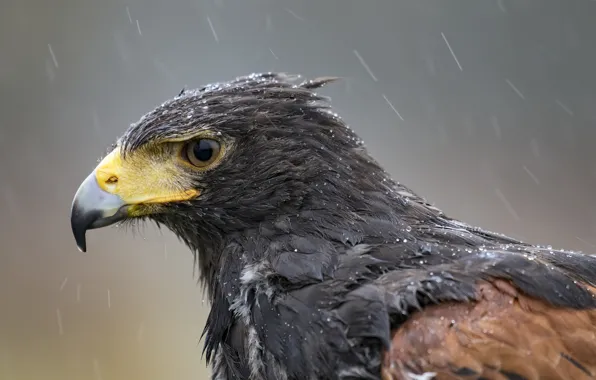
left=70, top=73, right=596, bottom=380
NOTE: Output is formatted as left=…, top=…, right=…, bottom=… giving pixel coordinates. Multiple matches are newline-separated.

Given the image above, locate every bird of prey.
left=70, top=73, right=596, bottom=380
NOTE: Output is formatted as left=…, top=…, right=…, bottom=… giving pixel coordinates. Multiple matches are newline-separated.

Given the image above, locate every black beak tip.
left=71, top=216, right=89, bottom=253
left=70, top=170, right=130, bottom=253
left=70, top=204, right=99, bottom=253
left=75, top=237, right=88, bottom=253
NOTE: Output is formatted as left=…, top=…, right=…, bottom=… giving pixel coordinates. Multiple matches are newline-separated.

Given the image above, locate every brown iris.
left=182, top=139, right=221, bottom=168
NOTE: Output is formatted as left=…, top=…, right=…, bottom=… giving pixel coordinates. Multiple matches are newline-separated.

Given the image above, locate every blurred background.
left=2, top=0, right=596, bottom=379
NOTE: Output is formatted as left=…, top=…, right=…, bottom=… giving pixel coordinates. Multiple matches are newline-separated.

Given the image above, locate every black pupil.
left=193, top=140, right=214, bottom=162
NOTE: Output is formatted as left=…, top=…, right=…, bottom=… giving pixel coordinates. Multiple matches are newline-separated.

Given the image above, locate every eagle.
left=70, top=73, right=596, bottom=380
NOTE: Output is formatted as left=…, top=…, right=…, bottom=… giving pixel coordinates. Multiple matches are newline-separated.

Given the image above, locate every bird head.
left=70, top=73, right=404, bottom=259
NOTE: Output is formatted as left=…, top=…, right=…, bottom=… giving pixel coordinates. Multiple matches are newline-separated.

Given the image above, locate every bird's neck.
left=173, top=155, right=483, bottom=301
left=189, top=196, right=518, bottom=306
left=189, top=192, right=423, bottom=301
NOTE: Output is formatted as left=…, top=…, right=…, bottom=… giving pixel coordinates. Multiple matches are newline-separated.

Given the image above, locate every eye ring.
left=182, top=138, right=222, bottom=168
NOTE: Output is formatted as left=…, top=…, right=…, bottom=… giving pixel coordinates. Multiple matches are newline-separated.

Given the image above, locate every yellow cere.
left=94, top=146, right=199, bottom=206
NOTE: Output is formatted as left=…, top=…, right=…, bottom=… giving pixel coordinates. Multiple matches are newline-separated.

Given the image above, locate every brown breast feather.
left=382, top=279, right=596, bottom=380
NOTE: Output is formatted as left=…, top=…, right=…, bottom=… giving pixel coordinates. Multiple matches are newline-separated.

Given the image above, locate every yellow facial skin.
left=70, top=132, right=227, bottom=252
left=94, top=145, right=199, bottom=217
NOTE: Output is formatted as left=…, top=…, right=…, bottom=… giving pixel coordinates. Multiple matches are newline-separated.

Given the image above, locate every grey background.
left=2, top=0, right=596, bottom=379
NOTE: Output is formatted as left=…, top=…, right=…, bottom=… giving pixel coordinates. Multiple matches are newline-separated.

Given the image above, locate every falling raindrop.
left=207, top=16, right=219, bottom=43
left=56, top=308, right=64, bottom=335
left=522, top=165, right=540, bottom=185
left=494, top=188, right=520, bottom=221
left=382, top=94, right=404, bottom=121
left=555, top=99, right=574, bottom=116
left=285, top=9, right=304, bottom=21
left=353, top=50, right=378, bottom=82
left=48, top=44, right=59, bottom=68
left=59, top=277, right=68, bottom=291
left=125, top=6, right=132, bottom=24
left=93, top=358, right=103, bottom=380
left=441, top=32, right=463, bottom=71
left=505, top=79, right=525, bottom=100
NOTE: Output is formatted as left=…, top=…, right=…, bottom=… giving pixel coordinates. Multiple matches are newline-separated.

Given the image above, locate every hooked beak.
left=70, top=171, right=128, bottom=252
left=70, top=147, right=199, bottom=252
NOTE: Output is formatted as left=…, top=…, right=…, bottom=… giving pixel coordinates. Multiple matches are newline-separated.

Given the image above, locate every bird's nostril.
left=95, top=169, right=119, bottom=192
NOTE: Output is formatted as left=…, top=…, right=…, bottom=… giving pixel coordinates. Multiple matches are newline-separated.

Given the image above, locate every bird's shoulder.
left=335, top=241, right=596, bottom=309
left=328, top=241, right=596, bottom=380
left=211, top=226, right=596, bottom=380
left=274, top=239, right=596, bottom=379
left=382, top=278, right=596, bottom=380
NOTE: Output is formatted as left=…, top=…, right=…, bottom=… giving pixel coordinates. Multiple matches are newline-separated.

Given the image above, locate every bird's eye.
left=183, top=139, right=221, bottom=168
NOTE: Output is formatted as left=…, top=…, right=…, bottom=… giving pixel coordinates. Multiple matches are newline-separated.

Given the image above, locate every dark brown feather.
left=382, top=280, right=596, bottom=380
